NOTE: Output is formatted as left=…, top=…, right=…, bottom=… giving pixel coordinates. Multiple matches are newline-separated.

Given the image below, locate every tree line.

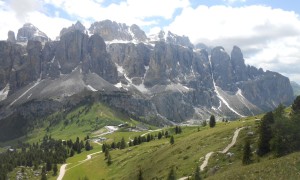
left=243, top=96, right=300, bottom=165
left=0, top=135, right=92, bottom=180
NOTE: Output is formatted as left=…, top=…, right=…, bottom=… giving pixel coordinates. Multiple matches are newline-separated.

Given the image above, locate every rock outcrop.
left=7, top=31, right=16, bottom=43
left=16, top=23, right=49, bottom=43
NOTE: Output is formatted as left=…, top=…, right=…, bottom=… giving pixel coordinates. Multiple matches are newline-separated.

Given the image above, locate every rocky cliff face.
left=16, top=23, right=49, bottom=43
left=89, top=20, right=147, bottom=42
left=0, top=20, right=295, bottom=137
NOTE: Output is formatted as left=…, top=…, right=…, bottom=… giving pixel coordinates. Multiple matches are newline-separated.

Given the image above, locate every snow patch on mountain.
left=87, top=85, right=98, bottom=92
left=9, top=79, right=42, bottom=106
left=0, top=84, right=9, bottom=101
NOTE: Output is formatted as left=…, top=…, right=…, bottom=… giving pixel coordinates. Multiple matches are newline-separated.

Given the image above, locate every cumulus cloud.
left=0, top=1, right=73, bottom=40
left=9, top=0, right=41, bottom=21
left=166, top=5, right=300, bottom=83
left=43, top=0, right=189, bottom=26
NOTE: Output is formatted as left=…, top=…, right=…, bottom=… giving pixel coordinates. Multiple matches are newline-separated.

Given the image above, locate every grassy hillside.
left=58, top=112, right=300, bottom=180
left=62, top=116, right=259, bottom=179
left=0, top=102, right=142, bottom=146
left=5, top=105, right=300, bottom=180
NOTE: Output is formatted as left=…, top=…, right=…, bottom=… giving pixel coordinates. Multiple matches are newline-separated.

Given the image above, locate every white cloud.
left=9, top=0, right=41, bottom=21
left=166, top=5, right=300, bottom=83
left=43, top=0, right=189, bottom=26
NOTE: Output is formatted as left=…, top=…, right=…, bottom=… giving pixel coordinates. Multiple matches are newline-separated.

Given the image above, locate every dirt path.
left=57, top=164, right=68, bottom=180
left=178, top=127, right=245, bottom=180
left=200, top=152, right=214, bottom=171
left=220, top=127, right=245, bottom=154
left=57, top=149, right=102, bottom=180
left=199, top=127, right=245, bottom=171
left=79, top=151, right=102, bottom=163
left=141, top=129, right=162, bottom=137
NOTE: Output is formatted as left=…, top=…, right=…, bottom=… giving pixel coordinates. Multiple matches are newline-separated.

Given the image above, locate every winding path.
left=200, top=152, right=214, bottom=171
left=178, top=127, right=245, bottom=180
left=199, top=127, right=245, bottom=171
left=57, top=151, right=102, bottom=180
left=57, top=164, right=68, bottom=180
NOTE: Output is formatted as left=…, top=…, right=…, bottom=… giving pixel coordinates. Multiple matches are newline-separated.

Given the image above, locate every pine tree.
left=257, top=111, right=274, bottom=156
left=167, top=167, right=176, bottom=180
left=53, top=163, right=58, bottom=176
left=120, top=137, right=126, bottom=149
left=147, top=134, right=151, bottom=142
left=170, top=136, right=175, bottom=145
left=70, top=149, right=75, bottom=157
left=102, top=143, right=107, bottom=152
left=85, top=141, right=91, bottom=151
left=41, top=166, right=47, bottom=180
left=178, top=126, right=182, bottom=134
left=105, top=149, right=109, bottom=159
left=46, top=160, right=52, bottom=171
left=138, top=167, right=143, bottom=180
left=209, top=115, right=216, bottom=128
left=165, top=131, right=169, bottom=138
left=292, top=96, right=300, bottom=114
left=133, top=137, right=138, bottom=146
left=242, top=139, right=252, bottom=165
left=107, top=154, right=112, bottom=165
left=194, top=164, right=201, bottom=180
left=158, top=132, right=162, bottom=139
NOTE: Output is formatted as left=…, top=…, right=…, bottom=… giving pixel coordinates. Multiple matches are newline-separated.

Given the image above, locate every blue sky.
left=1, top=0, right=300, bottom=83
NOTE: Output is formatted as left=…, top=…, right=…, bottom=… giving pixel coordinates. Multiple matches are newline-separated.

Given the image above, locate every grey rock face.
left=89, top=20, right=132, bottom=41
left=166, top=31, right=194, bottom=48
left=149, top=30, right=194, bottom=48
left=60, top=21, right=86, bottom=37
left=130, top=24, right=147, bottom=42
left=108, top=43, right=150, bottom=78
left=89, top=20, right=147, bottom=42
left=55, top=30, right=89, bottom=74
left=17, top=23, right=49, bottom=42
left=239, top=71, right=294, bottom=111
left=87, top=34, right=118, bottom=83
left=144, top=41, right=196, bottom=87
left=210, top=46, right=235, bottom=91
left=7, top=31, right=16, bottom=43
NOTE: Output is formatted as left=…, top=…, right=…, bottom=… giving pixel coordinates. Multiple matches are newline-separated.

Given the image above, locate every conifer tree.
left=53, top=163, right=58, bottom=176
left=85, top=141, right=91, bottom=151
left=41, top=166, right=47, bottom=180
left=170, top=136, right=175, bottom=145
left=120, top=137, right=126, bottom=149
left=105, top=149, right=109, bottom=159
left=107, top=154, right=112, bottom=165
left=46, top=161, right=52, bottom=171
left=242, top=139, right=252, bottom=165
left=138, top=167, right=143, bottom=180
left=209, top=115, right=216, bottom=128
left=257, top=111, right=274, bottom=156
left=158, top=132, right=162, bottom=139
left=147, top=134, right=151, bottom=142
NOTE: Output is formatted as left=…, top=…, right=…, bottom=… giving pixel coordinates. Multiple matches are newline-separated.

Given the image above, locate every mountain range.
left=0, top=20, right=294, bottom=140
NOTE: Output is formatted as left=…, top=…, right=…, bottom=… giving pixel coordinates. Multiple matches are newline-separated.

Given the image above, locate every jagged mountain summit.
left=0, top=20, right=294, bottom=140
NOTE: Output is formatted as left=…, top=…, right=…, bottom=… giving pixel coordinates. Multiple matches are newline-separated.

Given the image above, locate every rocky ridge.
left=0, top=20, right=294, bottom=140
